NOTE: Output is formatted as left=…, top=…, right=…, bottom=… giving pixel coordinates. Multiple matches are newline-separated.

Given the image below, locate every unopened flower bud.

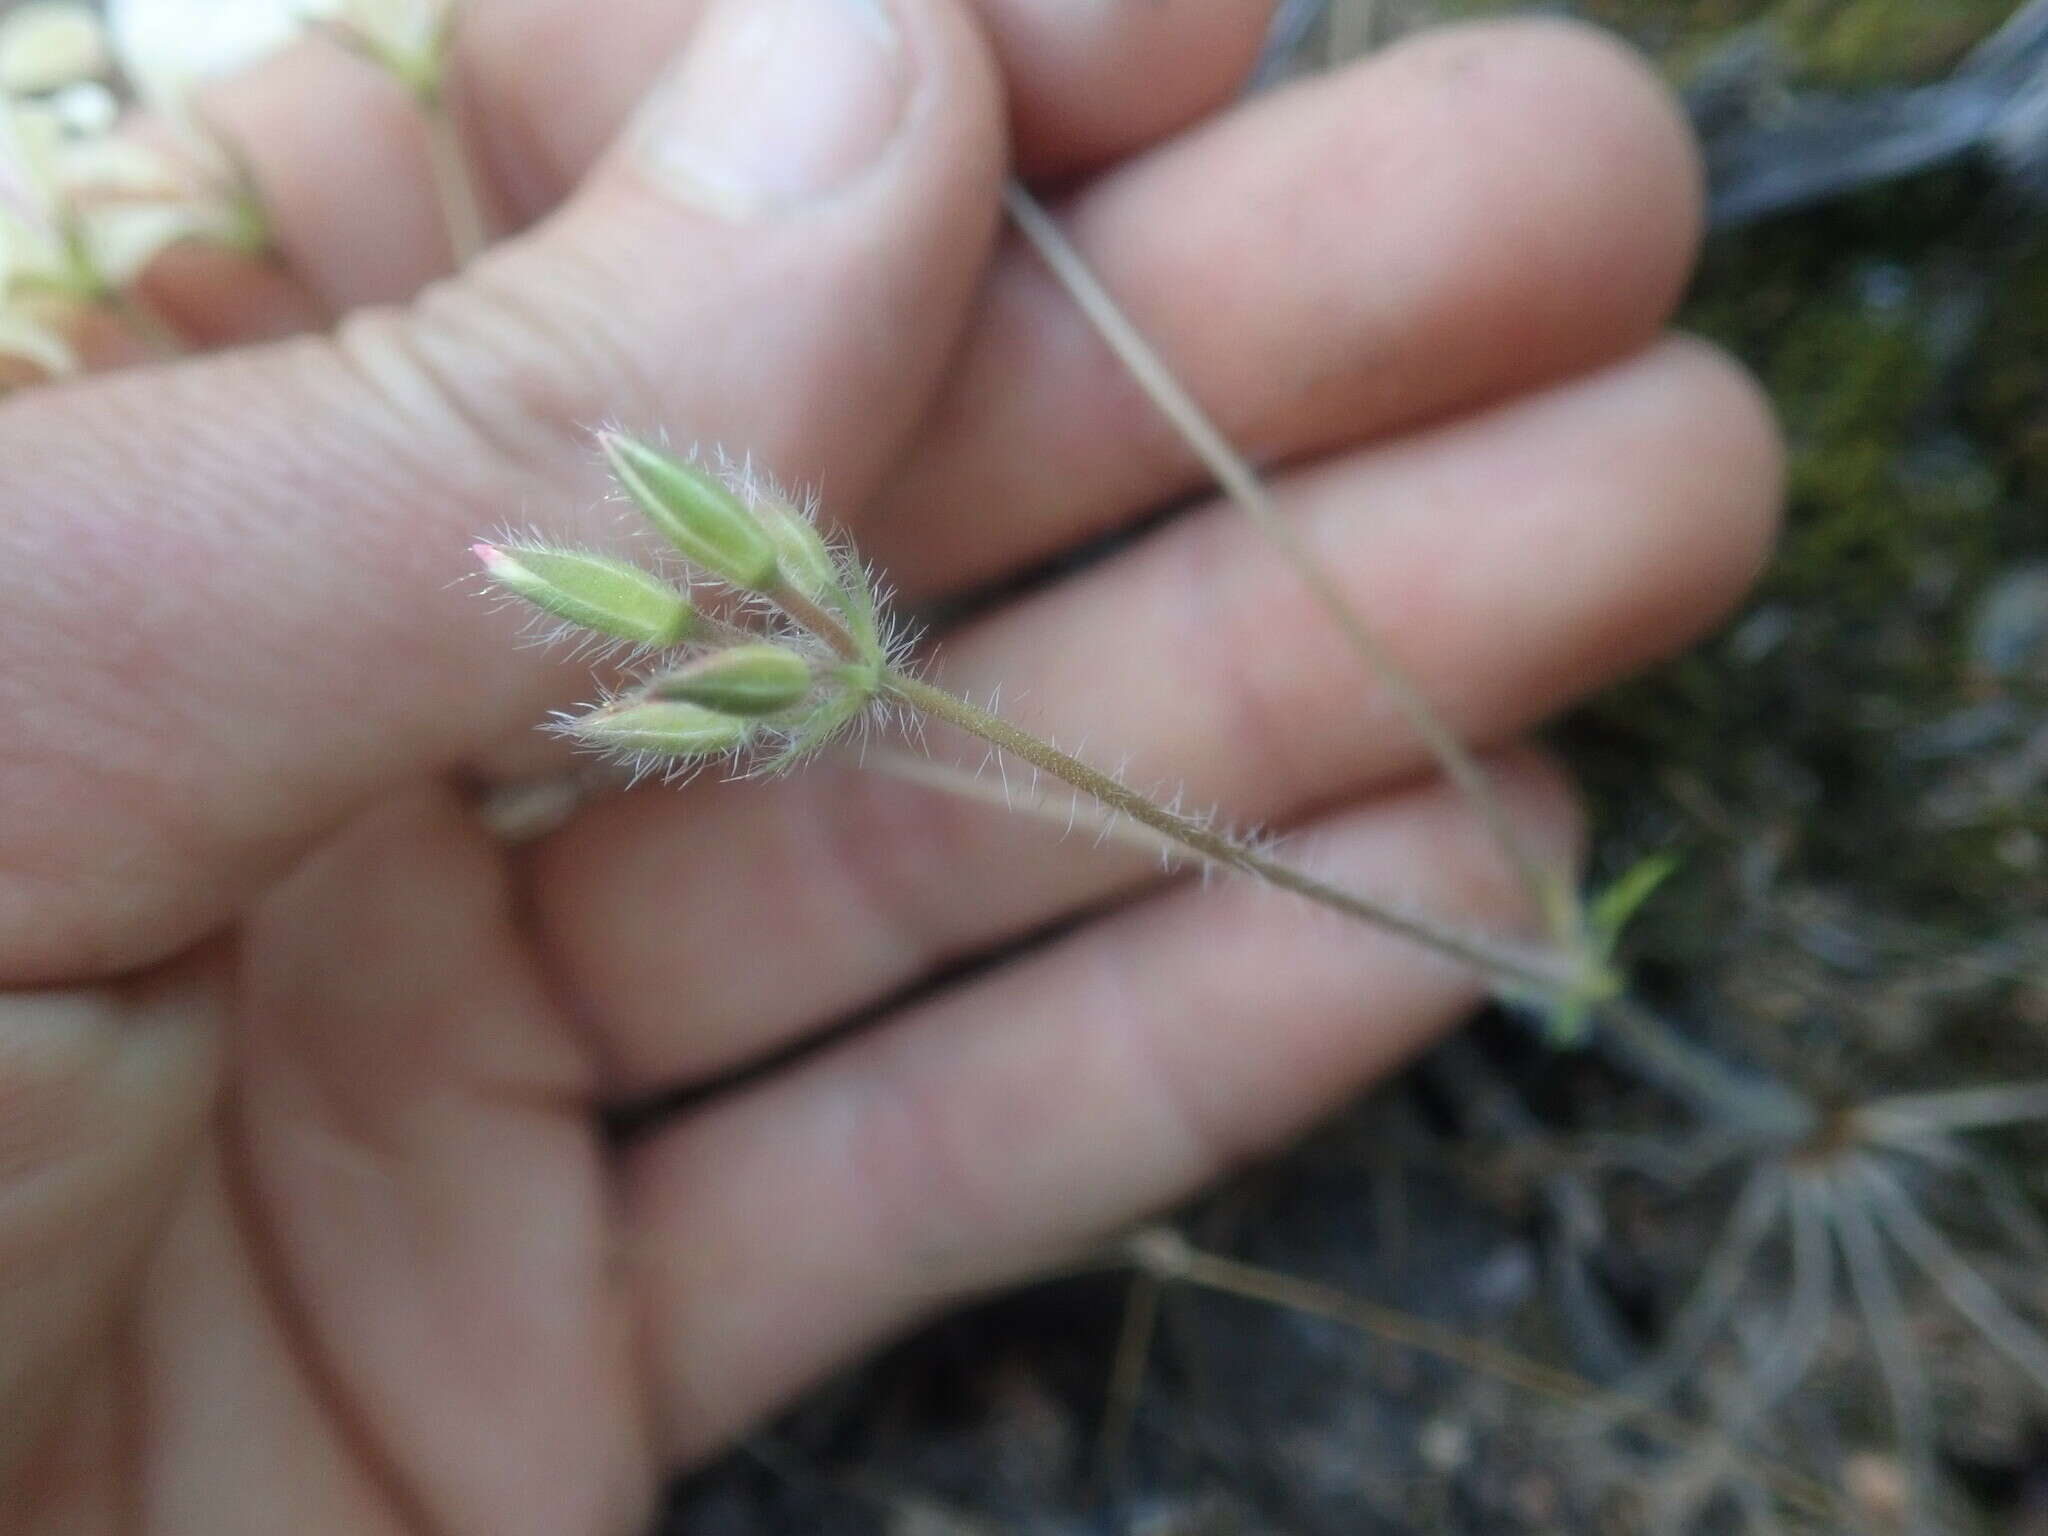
left=473, top=542, right=694, bottom=648
left=643, top=644, right=814, bottom=716
left=564, top=700, right=751, bottom=759
left=756, top=500, right=841, bottom=604
left=600, top=434, right=780, bottom=594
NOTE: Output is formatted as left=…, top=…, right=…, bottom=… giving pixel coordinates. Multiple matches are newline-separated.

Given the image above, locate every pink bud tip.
left=472, top=542, right=511, bottom=572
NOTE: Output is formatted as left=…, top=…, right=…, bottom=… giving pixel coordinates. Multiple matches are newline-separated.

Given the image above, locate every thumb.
left=0, top=0, right=1003, bottom=986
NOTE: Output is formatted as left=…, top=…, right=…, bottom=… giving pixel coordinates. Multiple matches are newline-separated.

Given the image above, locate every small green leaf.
left=1589, top=852, right=1682, bottom=944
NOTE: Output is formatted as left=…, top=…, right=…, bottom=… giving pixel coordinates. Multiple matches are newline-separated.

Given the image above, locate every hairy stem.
left=854, top=747, right=1179, bottom=860
left=883, top=668, right=1567, bottom=994
left=1002, top=180, right=1571, bottom=941
left=889, top=660, right=1816, bottom=1135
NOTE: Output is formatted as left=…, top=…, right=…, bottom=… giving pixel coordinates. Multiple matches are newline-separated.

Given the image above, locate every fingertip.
left=1614, top=334, right=1785, bottom=657
left=1368, top=16, right=1707, bottom=364
left=872, top=14, right=1714, bottom=595
left=1666, top=332, right=1789, bottom=591
left=980, top=0, right=1277, bottom=178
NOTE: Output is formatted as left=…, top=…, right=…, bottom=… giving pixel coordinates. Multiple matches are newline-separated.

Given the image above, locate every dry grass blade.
left=1000, top=179, right=1569, bottom=941
left=1123, top=1229, right=1842, bottom=1524
left=1093, top=1271, right=1164, bottom=1486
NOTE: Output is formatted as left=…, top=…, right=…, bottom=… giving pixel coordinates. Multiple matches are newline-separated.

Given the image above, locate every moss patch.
left=1420, top=0, right=2018, bottom=83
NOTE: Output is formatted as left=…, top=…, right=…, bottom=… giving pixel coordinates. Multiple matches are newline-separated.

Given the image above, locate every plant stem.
left=1092, top=1272, right=1161, bottom=1486
left=883, top=668, right=1568, bottom=994
left=422, top=97, right=487, bottom=266
left=1002, top=181, right=1572, bottom=943
left=883, top=667, right=1816, bottom=1135
left=853, top=747, right=1180, bottom=860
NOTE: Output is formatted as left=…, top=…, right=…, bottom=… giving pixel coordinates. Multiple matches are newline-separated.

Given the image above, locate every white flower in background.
left=105, top=0, right=303, bottom=111
left=0, top=96, right=84, bottom=373
left=0, top=184, right=73, bottom=371
left=0, top=3, right=111, bottom=96
left=0, top=0, right=456, bottom=376
left=106, top=0, right=458, bottom=103
left=5, top=94, right=254, bottom=279
left=1, top=98, right=82, bottom=276
left=0, top=50, right=266, bottom=376
left=0, top=255, right=73, bottom=374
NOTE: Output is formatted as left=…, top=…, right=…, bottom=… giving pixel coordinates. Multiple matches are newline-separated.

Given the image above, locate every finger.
left=0, top=0, right=1003, bottom=987
left=982, top=0, right=1276, bottom=179
left=529, top=337, right=1781, bottom=1091
left=624, top=753, right=1580, bottom=1460
left=229, top=787, right=649, bottom=1536
left=139, top=0, right=1275, bottom=340
left=0, top=958, right=221, bottom=1496
left=866, top=19, right=1706, bottom=597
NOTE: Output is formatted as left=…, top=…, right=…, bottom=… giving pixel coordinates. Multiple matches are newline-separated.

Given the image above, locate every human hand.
left=0, top=2, right=1780, bottom=1530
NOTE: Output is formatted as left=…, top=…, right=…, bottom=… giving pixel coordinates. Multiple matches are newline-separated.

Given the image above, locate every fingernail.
left=638, top=0, right=907, bottom=220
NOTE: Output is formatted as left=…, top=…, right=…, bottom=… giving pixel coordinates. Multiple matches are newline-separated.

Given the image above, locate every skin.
left=0, top=1, right=1783, bottom=1531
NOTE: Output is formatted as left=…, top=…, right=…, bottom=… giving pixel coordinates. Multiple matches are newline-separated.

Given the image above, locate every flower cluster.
left=475, top=433, right=894, bottom=780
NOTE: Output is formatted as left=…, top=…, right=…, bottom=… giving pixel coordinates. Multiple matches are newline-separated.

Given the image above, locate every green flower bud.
left=756, top=500, right=841, bottom=605
left=474, top=542, right=694, bottom=648
left=601, top=433, right=780, bottom=593
left=643, top=644, right=815, bottom=717
left=563, top=700, right=751, bottom=759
